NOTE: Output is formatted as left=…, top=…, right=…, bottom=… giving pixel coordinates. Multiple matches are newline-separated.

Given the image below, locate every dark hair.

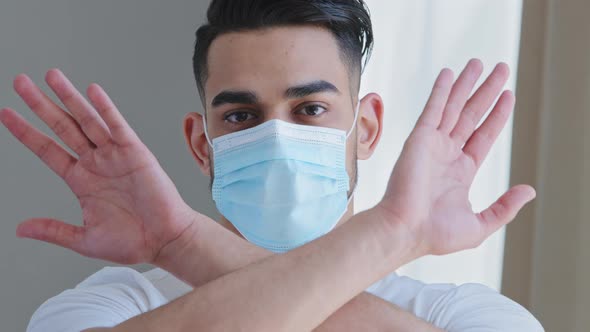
left=192, top=0, right=374, bottom=102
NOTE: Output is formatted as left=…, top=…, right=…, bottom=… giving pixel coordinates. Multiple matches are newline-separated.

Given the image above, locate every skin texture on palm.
left=0, top=53, right=439, bottom=331
left=0, top=26, right=535, bottom=331
left=380, top=62, right=536, bottom=256
left=0, top=67, right=442, bottom=331
left=0, top=70, right=197, bottom=265
left=0, top=26, right=533, bottom=277
left=101, top=59, right=537, bottom=329
left=183, top=27, right=535, bottom=257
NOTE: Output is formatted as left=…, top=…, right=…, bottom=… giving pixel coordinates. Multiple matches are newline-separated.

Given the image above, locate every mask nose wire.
left=203, top=105, right=360, bottom=202
left=204, top=102, right=360, bottom=148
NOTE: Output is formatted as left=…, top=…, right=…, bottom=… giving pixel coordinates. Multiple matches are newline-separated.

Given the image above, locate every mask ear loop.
left=202, top=116, right=214, bottom=148
left=346, top=102, right=361, bottom=139
left=345, top=101, right=361, bottom=205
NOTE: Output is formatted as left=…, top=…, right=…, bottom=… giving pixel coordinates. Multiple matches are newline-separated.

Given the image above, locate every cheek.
left=345, top=133, right=358, bottom=179
left=208, top=147, right=215, bottom=177
left=207, top=151, right=215, bottom=193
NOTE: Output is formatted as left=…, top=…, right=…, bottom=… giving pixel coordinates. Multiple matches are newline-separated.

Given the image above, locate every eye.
left=224, top=111, right=256, bottom=123
left=296, top=104, right=328, bottom=116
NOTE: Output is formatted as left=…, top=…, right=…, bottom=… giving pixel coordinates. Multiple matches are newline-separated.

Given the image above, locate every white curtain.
left=356, top=0, right=523, bottom=290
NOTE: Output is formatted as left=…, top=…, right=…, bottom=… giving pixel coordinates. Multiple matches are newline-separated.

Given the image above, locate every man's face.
left=185, top=25, right=383, bottom=233
left=205, top=25, right=358, bottom=185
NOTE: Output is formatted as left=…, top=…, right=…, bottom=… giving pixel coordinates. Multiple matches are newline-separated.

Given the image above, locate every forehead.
left=205, top=26, right=351, bottom=104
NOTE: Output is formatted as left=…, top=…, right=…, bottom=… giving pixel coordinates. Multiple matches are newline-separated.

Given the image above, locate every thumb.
left=16, top=218, right=87, bottom=254
left=477, top=184, right=536, bottom=237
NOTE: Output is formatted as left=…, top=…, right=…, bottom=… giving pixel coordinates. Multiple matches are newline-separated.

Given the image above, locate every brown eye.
left=296, top=104, right=327, bottom=116
left=225, top=111, right=256, bottom=123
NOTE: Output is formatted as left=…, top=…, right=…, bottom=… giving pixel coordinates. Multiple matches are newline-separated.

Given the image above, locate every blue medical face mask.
left=203, top=103, right=360, bottom=253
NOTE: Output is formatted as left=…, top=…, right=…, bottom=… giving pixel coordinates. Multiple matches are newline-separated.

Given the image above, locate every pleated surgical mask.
left=203, top=103, right=359, bottom=252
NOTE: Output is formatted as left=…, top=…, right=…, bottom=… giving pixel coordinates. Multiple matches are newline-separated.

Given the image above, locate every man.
left=0, top=0, right=543, bottom=331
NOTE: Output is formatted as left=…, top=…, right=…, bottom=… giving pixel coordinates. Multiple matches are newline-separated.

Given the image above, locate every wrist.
left=152, top=207, right=272, bottom=288
left=368, top=204, right=427, bottom=266
left=152, top=208, right=204, bottom=286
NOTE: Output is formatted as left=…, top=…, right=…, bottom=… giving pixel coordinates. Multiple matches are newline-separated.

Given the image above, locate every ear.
left=183, top=112, right=211, bottom=176
left=356, top=93, right=384, bottom=160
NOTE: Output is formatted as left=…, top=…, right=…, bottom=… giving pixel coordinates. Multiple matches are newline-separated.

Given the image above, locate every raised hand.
left=0, top=69, right=197, bottom=264
left=377, top=59, right=536, bottom=256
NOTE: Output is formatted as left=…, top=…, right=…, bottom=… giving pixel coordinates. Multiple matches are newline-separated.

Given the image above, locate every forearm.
left=154, top=212, right=273, bottom=288
left=315, top=292, right=443, bottom=332
left=155, top=211, right=440, bottom=331
left=87, top=297, right=441, bottom=332
left=109, top=208, right=418, bottom=332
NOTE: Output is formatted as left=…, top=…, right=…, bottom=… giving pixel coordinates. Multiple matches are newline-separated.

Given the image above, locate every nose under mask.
left=202, top=103, right=360, bottom=253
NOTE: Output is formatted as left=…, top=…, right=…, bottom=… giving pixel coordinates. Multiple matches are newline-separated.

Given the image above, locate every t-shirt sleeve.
left=369, top=275, right=544, bottom=331
left=422, top=283, right=544, bottom=331
left=26, top=267, right=168, bottom=332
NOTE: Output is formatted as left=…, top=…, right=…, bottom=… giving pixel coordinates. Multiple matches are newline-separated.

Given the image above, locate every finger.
left=13, top=74, right=95, bottom=156
left=0, top=108, right=77, bottom=180
left=450, top=62, right=510, bottom=143
left=463, top=90, right=515, bottom=168
left=87, top=83, right=139, bottom=145
left=45, top=69, right=112, bottom=147
left=416, top=68, right=454, bottom=128
left=438, top=59, right=484, bottom=133
left=16, top=218, right=87, bottom=255
left=477, top=184, right=536, bottom=237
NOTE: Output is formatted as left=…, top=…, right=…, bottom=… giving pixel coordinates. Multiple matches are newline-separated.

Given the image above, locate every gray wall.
left=0, top=1, right=216, bottom=330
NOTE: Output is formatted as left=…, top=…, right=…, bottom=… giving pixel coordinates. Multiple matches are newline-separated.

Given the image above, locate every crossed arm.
left=133, top=209, right=441, bottom=331
left=1, top=60, right=534, bottom=331
left=87, top=208, right=430, bottom=332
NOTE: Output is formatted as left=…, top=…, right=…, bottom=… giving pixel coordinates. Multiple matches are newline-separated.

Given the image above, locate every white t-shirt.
left=27, top=266, right=544, bottom=331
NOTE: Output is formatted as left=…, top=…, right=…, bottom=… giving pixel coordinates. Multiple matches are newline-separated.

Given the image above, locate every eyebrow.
left=284, top=80, right=340, bottom=99
left=211, top=90, right=259, bottom=107
left=210, top=80, right=340, bottom=108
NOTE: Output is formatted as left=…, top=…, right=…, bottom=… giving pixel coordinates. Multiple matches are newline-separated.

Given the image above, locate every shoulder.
left=369, top=273, right=544, bottom=331
left=427, top=283, right=544, bottom=331
left=27, top=266, right=168, bottom=332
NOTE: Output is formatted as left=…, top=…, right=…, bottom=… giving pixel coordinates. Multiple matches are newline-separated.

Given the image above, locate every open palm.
left=0, top=69, right=195, bottom=264
left=379, top=60, right=536, bottom=256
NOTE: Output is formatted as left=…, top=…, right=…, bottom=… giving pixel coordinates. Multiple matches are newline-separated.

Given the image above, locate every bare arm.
left=90, top=61, right=532, bottom=331
left=105, top=208, right=419, bottom=332
left=4, top=60, right=533, bottom=331
left=153, top=212, right=441, bottom=332
left=315, top=290, right=441, bottom=332
left=103, top=61, right=533, bottom=331
left=2, top=69, right=444, bottom=331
